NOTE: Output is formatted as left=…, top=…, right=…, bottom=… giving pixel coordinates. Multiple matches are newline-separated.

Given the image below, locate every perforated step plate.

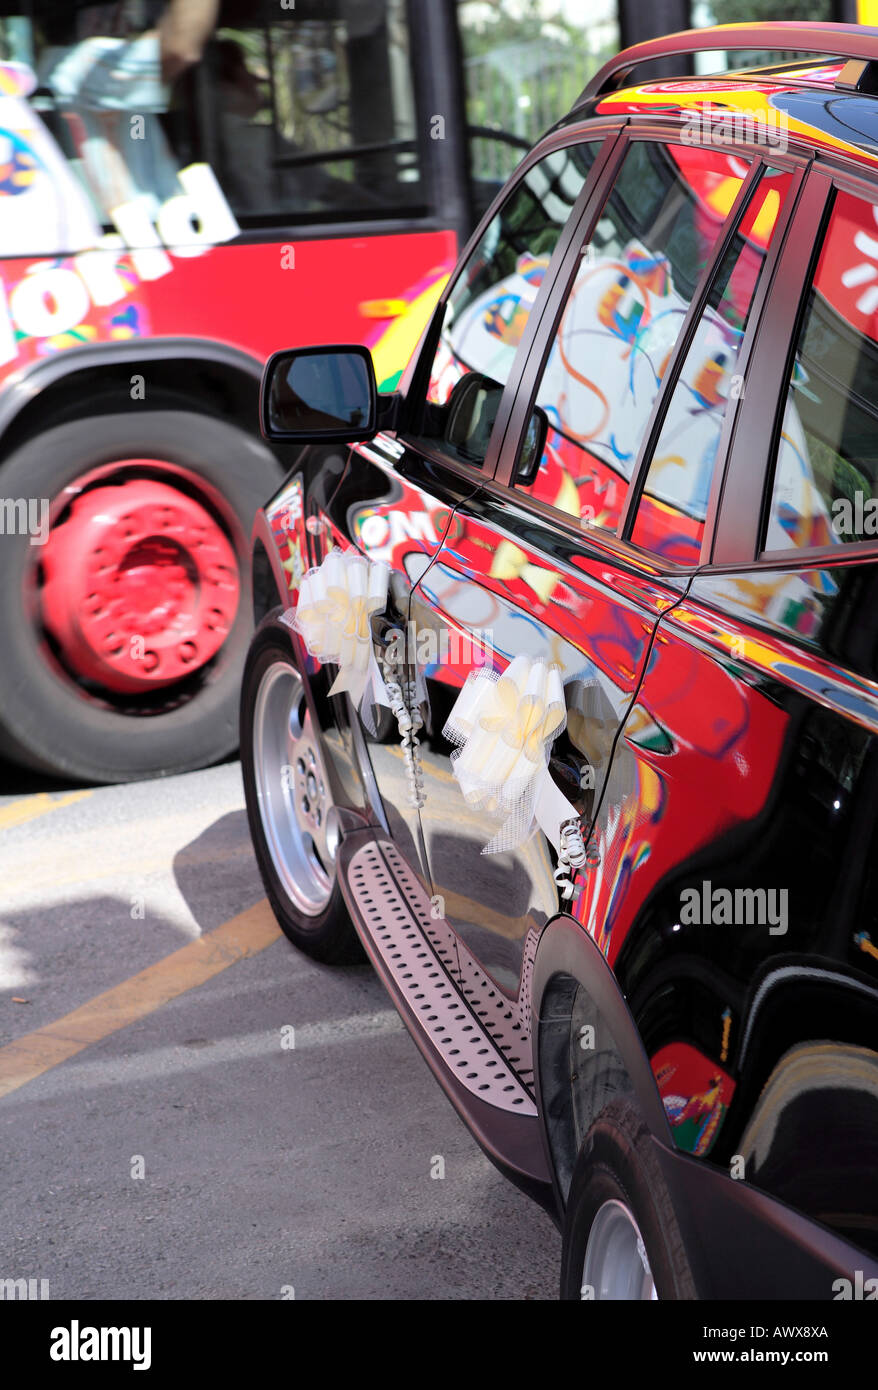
left=386, top=839, right=537, bottom=1087
left=345, top=838, right=537, bottom=1115
left=382, top=841, right=535, bottom=1087
left=453, top=929, right=538, bottom=1089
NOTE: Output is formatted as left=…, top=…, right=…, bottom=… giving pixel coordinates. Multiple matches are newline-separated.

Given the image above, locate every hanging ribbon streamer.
left=381, top=659, right=427, bottom=809
left=282, top=548, right=390, bottom=735
left=443, top=654, right=582, bottom=858
left=554, top=817, right=588, bottom=901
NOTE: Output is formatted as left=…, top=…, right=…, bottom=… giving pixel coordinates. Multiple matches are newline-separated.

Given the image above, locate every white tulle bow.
left=443, top=655, right=578, bottom=855
left=283, top=548, right=390, bottom=731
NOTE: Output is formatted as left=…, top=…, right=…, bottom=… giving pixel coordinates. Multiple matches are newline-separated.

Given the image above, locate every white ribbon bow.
left=443, top=654, right=580, bottom=855
left=283, top=548, right=390, bottom=733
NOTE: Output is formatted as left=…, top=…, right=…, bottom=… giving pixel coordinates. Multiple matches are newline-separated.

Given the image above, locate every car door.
left=406, top=137, right=800, bottom=1079
left=321, top=436, right=459, bottom=886
left=319, top=131, right=618, bottom=922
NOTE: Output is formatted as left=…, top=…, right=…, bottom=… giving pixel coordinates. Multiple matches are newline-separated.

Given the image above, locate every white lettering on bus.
left=0, top=163, right=240, bottom=365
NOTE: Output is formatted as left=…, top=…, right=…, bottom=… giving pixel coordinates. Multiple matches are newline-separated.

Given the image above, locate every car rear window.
left=513, top=138, right=755, bottom=534
left=630, top=167, right=793, bottom=565
left=765, top=187, right=878, bottom=553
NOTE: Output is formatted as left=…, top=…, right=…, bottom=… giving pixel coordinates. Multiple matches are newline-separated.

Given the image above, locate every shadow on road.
left=172, top=809, right=265, bottom=935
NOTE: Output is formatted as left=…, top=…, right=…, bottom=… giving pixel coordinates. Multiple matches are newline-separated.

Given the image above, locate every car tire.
left=240, top=615, right=364, bottom=965
left=0, top=410, right=280, bottom=783
left=560, top=1099, right=697, bottom=1300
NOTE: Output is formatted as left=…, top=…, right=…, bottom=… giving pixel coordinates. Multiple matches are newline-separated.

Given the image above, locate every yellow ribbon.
left=290, top=549, right=390, bottom=703
left=444, top=656, right=568, bottom=852
left=478, top=670, right=565, bottom=763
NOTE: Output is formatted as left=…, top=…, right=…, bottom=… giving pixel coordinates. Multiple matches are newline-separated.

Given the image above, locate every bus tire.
left=0, top=409, right=280, bottom=783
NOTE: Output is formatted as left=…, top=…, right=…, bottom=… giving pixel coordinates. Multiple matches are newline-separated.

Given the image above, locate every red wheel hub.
left=41, top=472, right=240, bottom=693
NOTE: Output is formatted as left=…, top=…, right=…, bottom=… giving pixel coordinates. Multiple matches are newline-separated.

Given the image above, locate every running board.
left=342, top=835, right=536, bottom=1115
left=336, top=829, right=553, bottom=1205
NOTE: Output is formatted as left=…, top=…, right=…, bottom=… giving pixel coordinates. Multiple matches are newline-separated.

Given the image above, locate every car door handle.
left=371, top=610, right=407, bottom=649
left=548, top=750, right=594, bottom=814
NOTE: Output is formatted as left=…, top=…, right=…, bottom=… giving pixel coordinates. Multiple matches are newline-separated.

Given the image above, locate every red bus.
left=0, top=0, right=618, bottom=783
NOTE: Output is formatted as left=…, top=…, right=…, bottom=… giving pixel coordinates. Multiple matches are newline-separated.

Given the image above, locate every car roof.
left=552, top=28, right=878, bottom=167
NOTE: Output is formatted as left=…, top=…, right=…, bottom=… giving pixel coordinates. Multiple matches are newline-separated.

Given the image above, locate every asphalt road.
left=0, top=760, right=560, bottom=1300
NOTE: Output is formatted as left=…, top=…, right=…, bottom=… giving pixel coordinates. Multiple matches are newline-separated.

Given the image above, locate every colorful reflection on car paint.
left=654, top=1042, right=736, bottom=1157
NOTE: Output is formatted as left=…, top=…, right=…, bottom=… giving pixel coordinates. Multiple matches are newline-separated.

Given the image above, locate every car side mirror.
left=444, top=372, right=504, bottom=465
left=515, top=404, right=549, bottom=485
left=260, top=345, right=379, bottom=443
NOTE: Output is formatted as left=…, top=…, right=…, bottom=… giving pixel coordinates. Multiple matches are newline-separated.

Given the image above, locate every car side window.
left=513, top=140, right=754, bottom=532
left=765, top=188, right=878, bottom=553
left=630, top=167, right=793, bottom=565
left=411, top=141, right=598, bottom=468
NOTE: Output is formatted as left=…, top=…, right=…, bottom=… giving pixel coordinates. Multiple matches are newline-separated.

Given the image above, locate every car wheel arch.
left=252, top=538, right=287, bottom=626
left=531, top=914, right=673, bottom=1210
left=0, top=337, right=274, bottom=458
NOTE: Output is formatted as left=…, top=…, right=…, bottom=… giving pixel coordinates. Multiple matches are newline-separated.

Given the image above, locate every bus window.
left=457, top=0, right=619, bottom=221
left=0, top=0, right=423, bottom=255
left=206, top=1, right=423, bottom=224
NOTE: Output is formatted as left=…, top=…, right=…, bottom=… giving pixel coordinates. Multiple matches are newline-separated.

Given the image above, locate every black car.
left=240, top=22, right=878, bottom=1299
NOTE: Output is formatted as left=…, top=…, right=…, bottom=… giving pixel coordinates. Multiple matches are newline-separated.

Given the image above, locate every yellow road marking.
left=0, top=900, right=281, bottom=1100
left=382, top=741, right=458, bottom=785
left=0, top=789, right=92, bottom=830
left=439, top=887, right=527, bottom=941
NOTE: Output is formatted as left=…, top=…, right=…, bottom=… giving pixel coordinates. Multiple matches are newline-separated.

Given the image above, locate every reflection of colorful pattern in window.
left=0, top=128, right=38, bottom=194
left=520, top=238, right=696, bottom=536
left=767, top=188, right=878, bottom=560
left=632, top=170, right=792, bottom=564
